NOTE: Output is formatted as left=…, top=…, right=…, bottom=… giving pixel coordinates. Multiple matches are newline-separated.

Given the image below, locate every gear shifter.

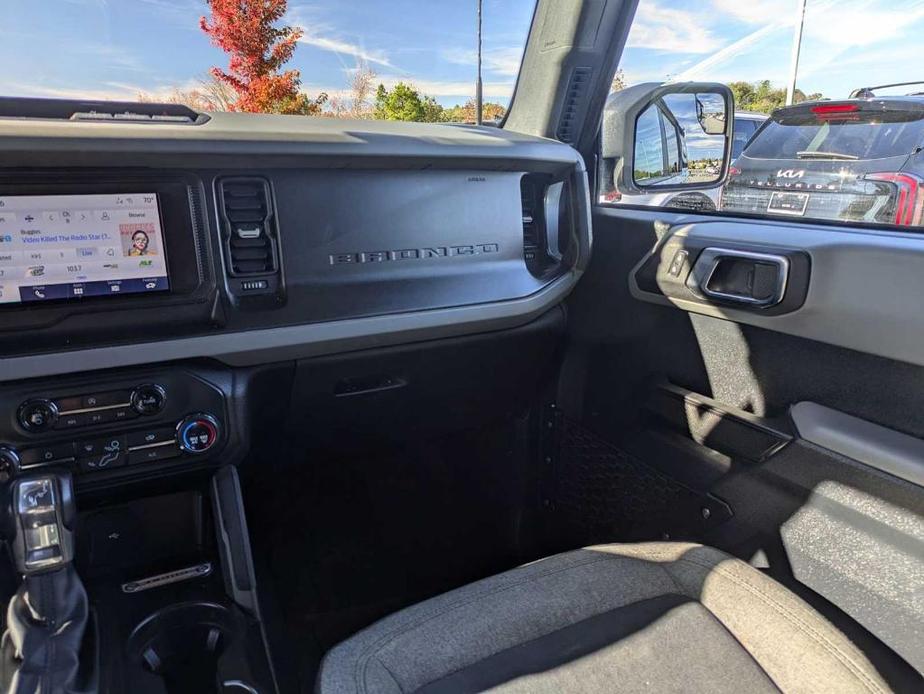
left=10, top=474, right=76, bottom=574
left=0, top=472, right=93, bottom=693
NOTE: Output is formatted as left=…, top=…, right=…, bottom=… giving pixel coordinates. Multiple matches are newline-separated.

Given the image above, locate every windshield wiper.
left=796, top=150, right=859, bottom=160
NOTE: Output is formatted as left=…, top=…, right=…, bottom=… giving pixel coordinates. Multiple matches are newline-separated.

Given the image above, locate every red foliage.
left=200, top=0, right=320, bottom=114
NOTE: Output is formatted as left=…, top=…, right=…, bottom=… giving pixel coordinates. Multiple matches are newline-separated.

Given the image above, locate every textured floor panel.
left=243, top=421, right=536, bottom=692
left=553, top=419, right=714, bottom=545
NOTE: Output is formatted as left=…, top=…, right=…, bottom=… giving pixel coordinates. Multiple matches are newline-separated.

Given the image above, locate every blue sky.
left=1, top=1, right=922, bottom=109
left=0, top=0, right=534, bottom=106
left=621, top=0, right=924, bottom=99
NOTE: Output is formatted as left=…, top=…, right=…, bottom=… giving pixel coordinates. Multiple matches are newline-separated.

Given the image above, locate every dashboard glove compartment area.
left=285, top=307, right=565, bottom=450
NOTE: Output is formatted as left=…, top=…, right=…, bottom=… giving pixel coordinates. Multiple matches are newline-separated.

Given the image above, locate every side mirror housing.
left=600, top=82, right=734, bottom=198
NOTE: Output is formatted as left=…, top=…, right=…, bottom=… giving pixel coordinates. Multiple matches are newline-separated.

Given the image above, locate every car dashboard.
left=0, top=105, right=590, bottom=489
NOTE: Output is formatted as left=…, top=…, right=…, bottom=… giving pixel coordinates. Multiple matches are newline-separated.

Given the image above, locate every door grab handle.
left=695, top=248, right=790, bottom=308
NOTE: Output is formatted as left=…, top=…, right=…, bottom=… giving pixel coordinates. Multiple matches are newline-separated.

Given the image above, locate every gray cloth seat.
left=317, top=542, right=897, bottom=693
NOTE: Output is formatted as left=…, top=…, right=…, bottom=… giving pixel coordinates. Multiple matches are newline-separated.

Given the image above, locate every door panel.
left=558, top=205, right=924, bottom=677
left=627, top=209, right=924, bottom=367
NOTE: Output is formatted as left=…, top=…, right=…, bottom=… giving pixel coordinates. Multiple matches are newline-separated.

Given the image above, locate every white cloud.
left=287, top=5, right=395, bottom=69
left=806, top=2, right=924, bottom=47
left=1, top=81, right=141, bottom=101
left=673, top=22, right=787, bottom=81
left=626, top=2, right=722, bottom=54
left=297, top=31, right=394, bottom=68
left=441, top=47, right=523, bottom=77
left=711, top=0, right=793, bottom=25
left=0, top=76, right=214, bottom=103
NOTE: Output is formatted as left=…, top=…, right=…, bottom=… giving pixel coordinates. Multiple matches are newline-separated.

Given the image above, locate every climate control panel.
left=2, top=413, right=221, bottom=477
left=1, top=369, right=230, bottom=484
left=17, top=383, right=167, bottom=434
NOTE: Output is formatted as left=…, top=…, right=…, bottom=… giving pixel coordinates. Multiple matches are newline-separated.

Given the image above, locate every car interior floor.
left=241, top=416, right=553, bottom=691
left=241, top=387, right=751, bottom=692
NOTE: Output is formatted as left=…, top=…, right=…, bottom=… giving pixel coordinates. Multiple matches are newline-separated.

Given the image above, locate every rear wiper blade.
left=796, top=150, right=859, bottom=160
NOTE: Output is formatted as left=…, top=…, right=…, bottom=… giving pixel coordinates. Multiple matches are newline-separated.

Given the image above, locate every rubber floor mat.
left=551, top=419, right=720, bottom=545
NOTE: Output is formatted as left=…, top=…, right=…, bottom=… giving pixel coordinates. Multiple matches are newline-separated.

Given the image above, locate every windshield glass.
left=0, top=0, right=534, bottom=123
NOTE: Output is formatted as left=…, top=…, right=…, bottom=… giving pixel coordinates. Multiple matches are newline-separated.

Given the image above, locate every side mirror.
left=600, top=82, right=734, bottom=199
left=696, top=93, right=727, bottom=135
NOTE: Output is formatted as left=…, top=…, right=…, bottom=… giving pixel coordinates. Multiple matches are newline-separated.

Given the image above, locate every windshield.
left=744, top=109, right=924, bottom=160
left=0, top=0, right=534, bottom=123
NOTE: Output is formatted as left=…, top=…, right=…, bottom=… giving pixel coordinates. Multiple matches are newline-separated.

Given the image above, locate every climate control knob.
left=18, top=399, right=58, bottom=433
left=176, top=414, right=220, bottom=455
left=0, top=447, right=20, bottom=483
left=131, top=384, right=167, bottom=416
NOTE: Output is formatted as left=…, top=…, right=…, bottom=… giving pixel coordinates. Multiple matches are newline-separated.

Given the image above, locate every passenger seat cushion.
left=317, top=542, right=894, bottom=694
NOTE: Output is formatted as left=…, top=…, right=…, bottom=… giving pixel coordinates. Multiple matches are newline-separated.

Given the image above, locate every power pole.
left=476, top=0, right=483, bottom=125
left=785, top=0, right=807, bottom=105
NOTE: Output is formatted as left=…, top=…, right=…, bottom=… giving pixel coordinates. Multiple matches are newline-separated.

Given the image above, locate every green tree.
left=729, top=80, right=825, bottom=113
left=373, top=82, right=444, bottom=122
left=441, top=99, right=507, bottom=123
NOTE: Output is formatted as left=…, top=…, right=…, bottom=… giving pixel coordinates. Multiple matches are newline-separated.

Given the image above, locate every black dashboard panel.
left=0, top=111, right=590, bottom=379
left=224, top=168, right=554, bottom=324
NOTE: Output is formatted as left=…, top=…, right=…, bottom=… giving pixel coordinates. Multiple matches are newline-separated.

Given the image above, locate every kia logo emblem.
left=777, top=169, right=805, bottom=179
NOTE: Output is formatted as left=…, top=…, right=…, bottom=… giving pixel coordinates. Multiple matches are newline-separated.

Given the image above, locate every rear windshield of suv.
left=744, top=109, right=924, bottom=161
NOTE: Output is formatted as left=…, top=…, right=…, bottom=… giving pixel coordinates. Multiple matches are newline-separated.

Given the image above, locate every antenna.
left=785, top=0, right=807, bottom=106
left=476, top=0, right=483, bottom=125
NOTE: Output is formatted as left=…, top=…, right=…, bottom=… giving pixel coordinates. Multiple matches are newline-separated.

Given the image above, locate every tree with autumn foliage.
left=441, top=99, right=506, bottom=124
left=200, top=0, right=325, bottom=115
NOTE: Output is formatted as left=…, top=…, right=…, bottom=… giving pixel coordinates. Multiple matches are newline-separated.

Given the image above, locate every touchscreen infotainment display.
left=0, top=193, right=169, bottom=305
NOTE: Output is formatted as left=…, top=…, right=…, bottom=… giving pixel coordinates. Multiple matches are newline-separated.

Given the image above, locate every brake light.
left=728, top=166, right=741, bottom=176
left=864, top=172, right=924, bottom=226
left=811, top=104, right=859, bottom=114
left=810, top=103, right=861, bottom=122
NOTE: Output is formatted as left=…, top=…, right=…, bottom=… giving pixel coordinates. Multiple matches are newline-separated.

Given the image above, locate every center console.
left=0, top=363, right=278, bottom=693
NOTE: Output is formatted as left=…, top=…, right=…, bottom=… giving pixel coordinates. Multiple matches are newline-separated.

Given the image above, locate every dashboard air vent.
left=521, top=174, right=569, bottom=278
left=556, top=67, right=592, bottom=144
left=218, top=178, right=278, bottom=276
left=521, top=179, right=541, bottom=264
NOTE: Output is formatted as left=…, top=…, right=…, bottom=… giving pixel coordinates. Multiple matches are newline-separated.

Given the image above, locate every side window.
left=602, top=1, right=924, bottom=231
left=664, top=109, right=682, bottom=175
left=731, top=119, right=756, bottom=161
left=634, top=104, right=666, bottom=182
